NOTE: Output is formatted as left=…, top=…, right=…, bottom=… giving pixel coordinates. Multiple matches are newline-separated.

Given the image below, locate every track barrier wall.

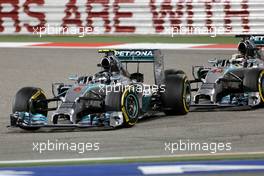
left=0, top=0, right=263, bottom=35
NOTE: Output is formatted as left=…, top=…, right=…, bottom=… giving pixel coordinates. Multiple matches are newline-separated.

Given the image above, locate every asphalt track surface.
left=1, top=48, right=264, bottom=161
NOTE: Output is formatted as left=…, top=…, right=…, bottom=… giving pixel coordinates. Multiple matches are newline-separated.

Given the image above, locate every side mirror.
left=68, top=74, right=78, bottom=81
left=208, top=59, right=217, bottom=65
left=192, top=66, right=210, bottom=81
left=247, top=59, right=257, bottom=64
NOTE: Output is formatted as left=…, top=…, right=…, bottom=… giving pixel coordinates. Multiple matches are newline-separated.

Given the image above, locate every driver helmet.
left=100, top=56, right=121, bottom=73
left=238, top=40, right=256, bottom=57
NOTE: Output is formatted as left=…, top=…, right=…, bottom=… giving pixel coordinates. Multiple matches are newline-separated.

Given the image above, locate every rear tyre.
left=161, top=70, right=191, bottom=115
left=105, top=87, right=140, bottom=127
left=12, top=87, right=48, bottom=130
left=164, top=69, right=185, bottom=77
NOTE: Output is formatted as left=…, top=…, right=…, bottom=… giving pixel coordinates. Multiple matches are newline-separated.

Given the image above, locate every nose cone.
left=64, top=85, right=86, bottom=102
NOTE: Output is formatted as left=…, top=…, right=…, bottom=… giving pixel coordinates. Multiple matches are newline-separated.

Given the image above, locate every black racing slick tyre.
left=105, top=87, right=140, bottom=127
left=243, top=69, right=264, bottom=103
left=12, top=87, right=48, bottom=115
left=161, top=71, right=191, bottom=115
left=164, top=69, right=185, bottom=77
left=12, top=87, right=48, bottom=130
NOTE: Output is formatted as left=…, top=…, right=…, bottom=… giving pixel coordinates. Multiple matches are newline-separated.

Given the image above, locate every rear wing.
left=98, top=49, right=156, bottom=63
left=250, top=36, right=264, bottom=46
left=236, top=35, right=264, bottom=47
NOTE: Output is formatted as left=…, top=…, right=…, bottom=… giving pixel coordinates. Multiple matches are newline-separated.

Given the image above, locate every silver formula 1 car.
left=191, top=35, right=264, bottom=109
left=9, top=49, right=191, bottom=130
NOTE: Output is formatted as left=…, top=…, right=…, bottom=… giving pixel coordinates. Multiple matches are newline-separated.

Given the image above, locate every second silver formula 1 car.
left=191, top=35, right=264, bottom=109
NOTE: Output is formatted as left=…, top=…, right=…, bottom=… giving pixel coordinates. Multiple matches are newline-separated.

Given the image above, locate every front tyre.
left=105, top=87, right=140, bottom=128
left=258, top=70, right=264, bottom=103
left=12, top=87, right=48, bottom=130
left=243, top=69, right=264, bottom=104
left=121, top=88, right=140, bottom=127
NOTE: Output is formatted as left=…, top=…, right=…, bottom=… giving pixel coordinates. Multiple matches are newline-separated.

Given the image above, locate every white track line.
left=103, top=43, right=207, bottom=49
left=0, top=152, right=263, bottom=164
left=138, top=165, right=264, bottom=175
left=103, top=43, right=235, bottom=50
left=0, top=42, right=47, bottom=48
left=0, top=42, right=236, bottom=50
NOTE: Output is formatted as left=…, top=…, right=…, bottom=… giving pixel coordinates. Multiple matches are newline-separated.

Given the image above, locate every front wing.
left=190, top=103, right=252, bottom=111
left=8, top=111, right=124, bottom=130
